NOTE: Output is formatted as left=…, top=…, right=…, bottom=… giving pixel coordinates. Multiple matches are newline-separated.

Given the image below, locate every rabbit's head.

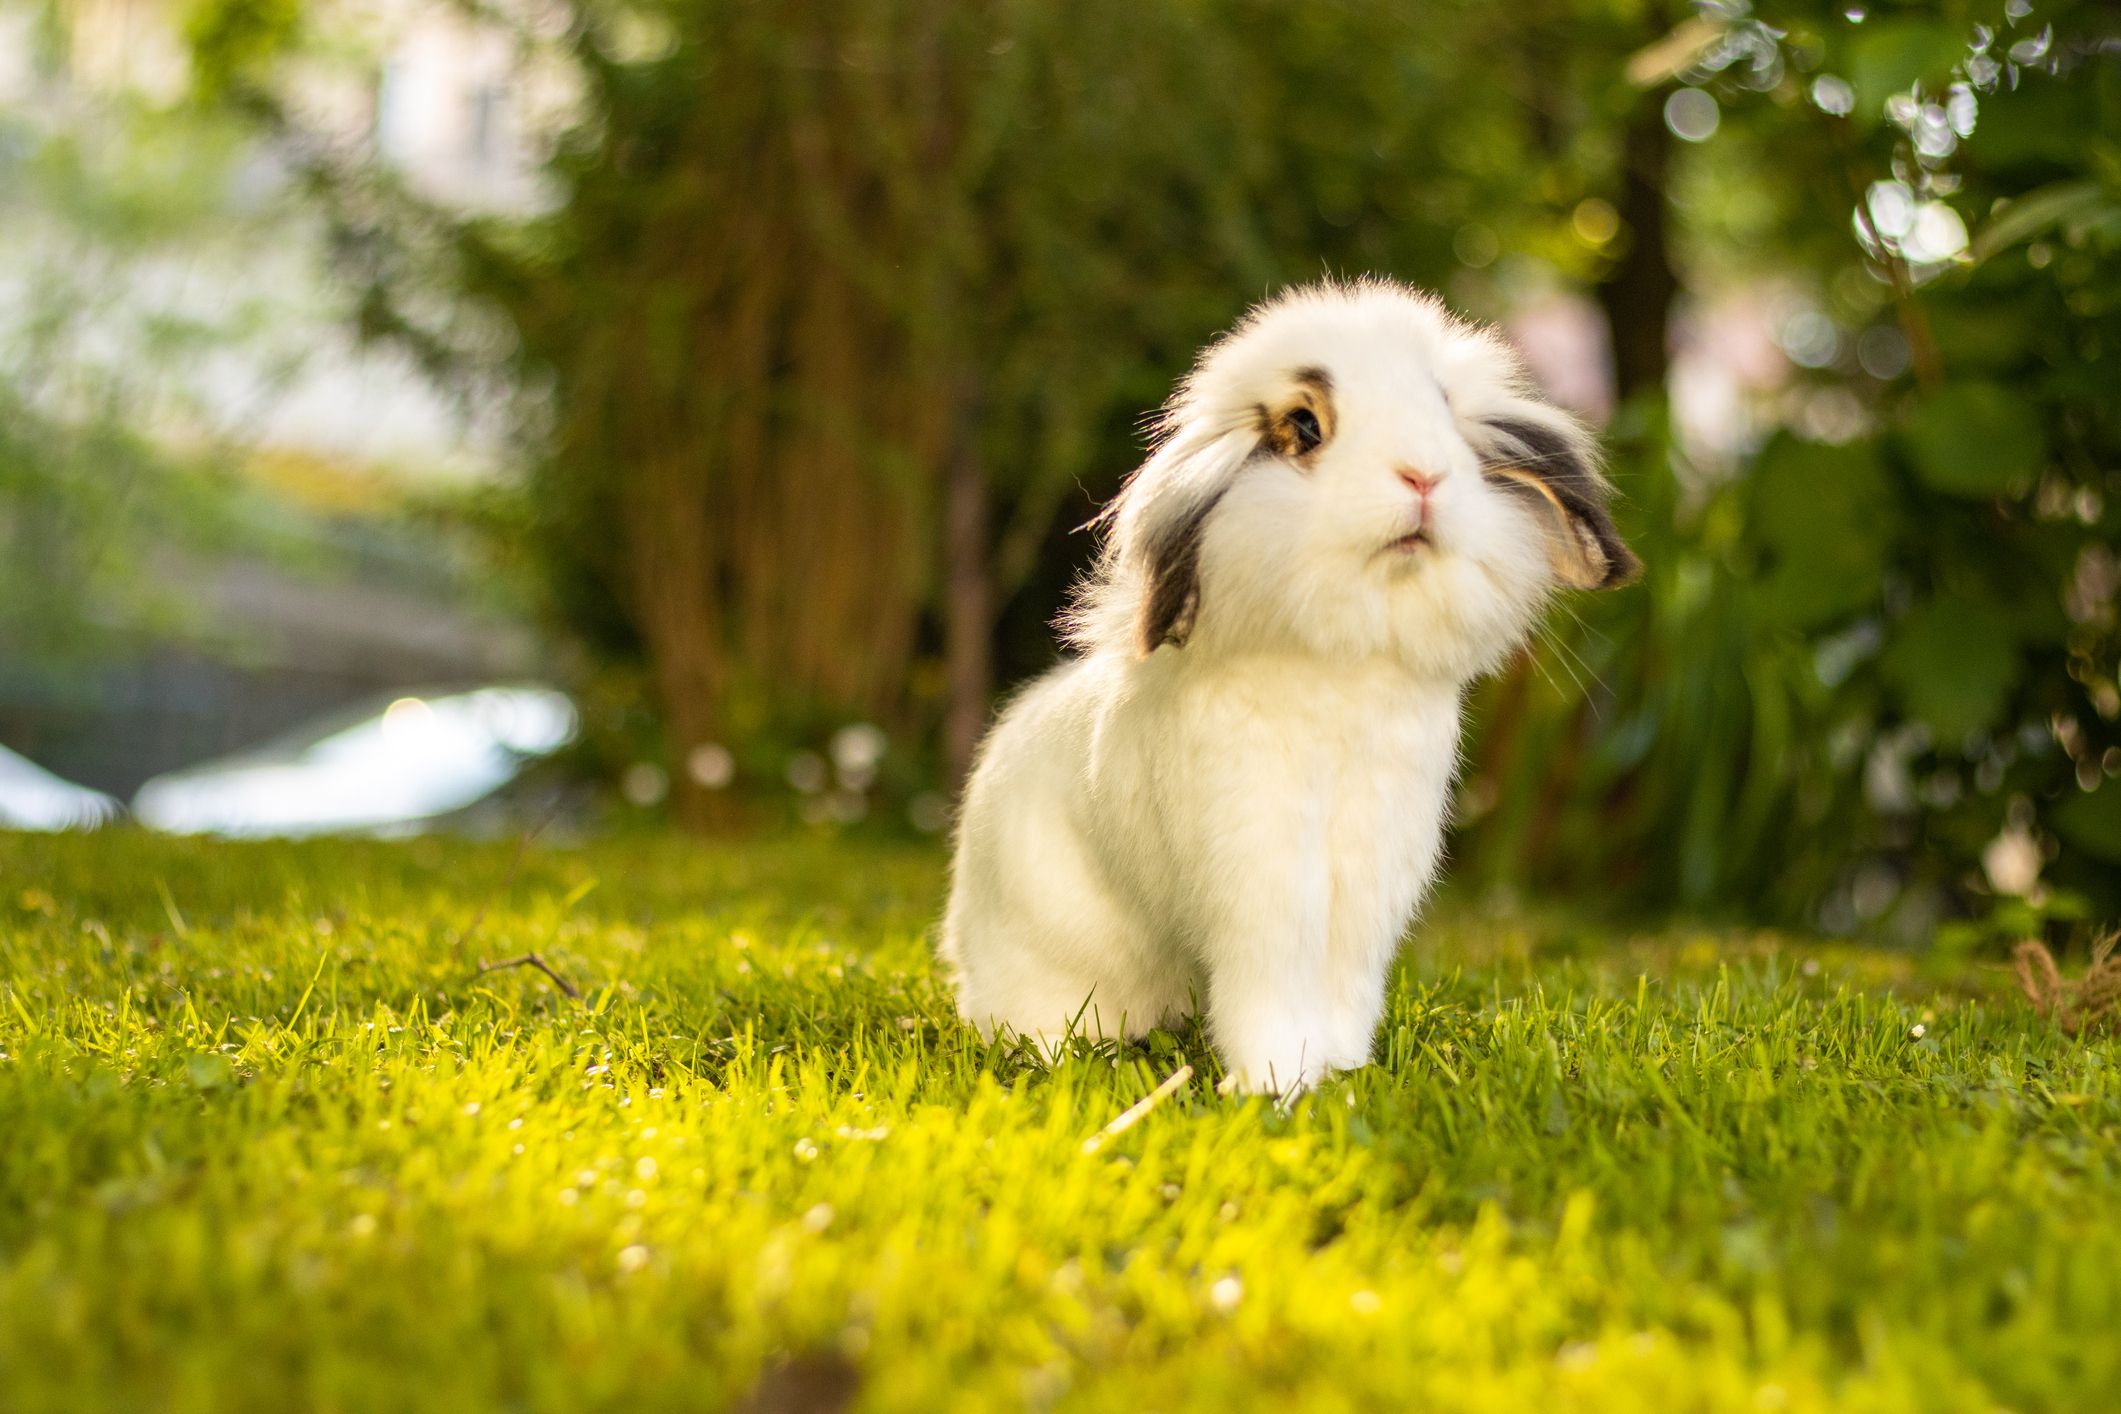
left=1068, top=279, right=1639, bottom=680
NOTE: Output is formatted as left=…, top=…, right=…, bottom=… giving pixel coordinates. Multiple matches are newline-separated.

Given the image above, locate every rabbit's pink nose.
left=1396, top=466, right=1443, bottom=498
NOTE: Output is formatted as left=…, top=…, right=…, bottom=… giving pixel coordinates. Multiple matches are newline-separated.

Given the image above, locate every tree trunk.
left=628, top=453, right=726, bottom=833
left=1595, top=98, right=1678, bottom=402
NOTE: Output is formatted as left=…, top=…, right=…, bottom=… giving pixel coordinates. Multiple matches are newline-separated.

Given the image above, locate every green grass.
left=1, top=829, right=2116, bottom=1413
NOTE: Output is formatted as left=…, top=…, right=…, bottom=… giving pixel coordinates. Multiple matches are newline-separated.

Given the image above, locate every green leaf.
left=1879, top=595, right=2019, bottom=741
left=2053, top=783, right=2121, bottom=864
left=1748, top=435, right=1893, bottom=629
left=1900, top=384, right=2046, bottom=497
left=1847, top=22, right=1966, bottom=119
left=1972, top=181, right=2110, bottom=263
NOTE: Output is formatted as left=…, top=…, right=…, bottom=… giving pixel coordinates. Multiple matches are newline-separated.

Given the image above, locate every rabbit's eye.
left=1286, top=407, right=1323, bottom=454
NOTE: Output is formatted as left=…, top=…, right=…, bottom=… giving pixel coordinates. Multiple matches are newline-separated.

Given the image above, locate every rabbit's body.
left=943, top=279, right=1637, bottom=1092
left=944, top=650, right=1459, bottom=1088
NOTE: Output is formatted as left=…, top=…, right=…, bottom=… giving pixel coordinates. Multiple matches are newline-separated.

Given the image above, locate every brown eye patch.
left=1261, top=366, right=1336, bottom=463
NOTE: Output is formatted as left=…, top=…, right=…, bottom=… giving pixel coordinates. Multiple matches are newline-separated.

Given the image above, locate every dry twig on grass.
left=2013, top=933, right=2121, bottom=1036
left=1081, top=1063, right=1194, bottom=1155
left=474, top=952, right=583, bottom=1001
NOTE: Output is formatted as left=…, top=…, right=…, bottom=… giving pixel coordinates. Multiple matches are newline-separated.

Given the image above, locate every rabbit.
left=940, top=277, right=1638, bottom=1094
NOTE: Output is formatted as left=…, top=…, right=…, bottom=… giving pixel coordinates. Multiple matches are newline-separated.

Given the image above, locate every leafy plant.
left=1456, top=0, right=2121, bottom=930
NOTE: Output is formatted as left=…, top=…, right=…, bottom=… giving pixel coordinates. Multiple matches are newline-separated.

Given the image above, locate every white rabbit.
left=941, top=278, right=1638, bottom=1094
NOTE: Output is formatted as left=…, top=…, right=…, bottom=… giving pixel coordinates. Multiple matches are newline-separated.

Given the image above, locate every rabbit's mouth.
left=1381, top=527, right=1433, bottom=556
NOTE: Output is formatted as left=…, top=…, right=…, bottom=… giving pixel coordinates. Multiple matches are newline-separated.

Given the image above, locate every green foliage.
left=1749, top=435, right=1893, bottom=629
left=1460, top=1, right=2121, bottom=927
left=184, top=0, right=304, bottom=103
left=1880, top=595, right=2019, bottom=741
left=1902, top=383, right=2046, bottom=496
left=3, top=830, right=2121, bottom=1409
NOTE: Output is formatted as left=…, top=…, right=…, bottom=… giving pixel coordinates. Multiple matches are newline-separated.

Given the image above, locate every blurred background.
left=1, top=0, right=2115, bottom=944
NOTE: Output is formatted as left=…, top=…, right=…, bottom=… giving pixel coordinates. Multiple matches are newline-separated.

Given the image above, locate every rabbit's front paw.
left=1214, top=1029, right=1334, bottom=1098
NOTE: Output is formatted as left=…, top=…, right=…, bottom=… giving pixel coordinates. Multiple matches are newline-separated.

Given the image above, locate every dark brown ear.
left=1477, top=415, right=1640, bottom=589
left=1135, top=487, right=1227, bottom=653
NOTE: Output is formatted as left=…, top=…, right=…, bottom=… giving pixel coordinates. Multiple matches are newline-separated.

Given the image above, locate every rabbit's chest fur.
left=1086, top=652, right=1458, bottom=945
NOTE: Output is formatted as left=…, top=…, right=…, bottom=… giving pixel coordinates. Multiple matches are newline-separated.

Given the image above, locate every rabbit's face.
left=1080, top=281, right=1637, bottom=680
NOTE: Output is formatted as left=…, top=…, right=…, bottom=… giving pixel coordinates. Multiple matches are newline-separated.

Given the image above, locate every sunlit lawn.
left=1, top=829, right=2116, bottom=1412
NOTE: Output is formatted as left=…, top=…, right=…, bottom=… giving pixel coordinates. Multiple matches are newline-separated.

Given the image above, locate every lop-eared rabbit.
left=943, top=279, right=1639, bottom=1093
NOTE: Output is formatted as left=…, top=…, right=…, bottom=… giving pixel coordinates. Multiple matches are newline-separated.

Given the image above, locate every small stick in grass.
left=1082, top=1063, right=1193, bottom=1155
left=475, top=951, right=583, bottom=1001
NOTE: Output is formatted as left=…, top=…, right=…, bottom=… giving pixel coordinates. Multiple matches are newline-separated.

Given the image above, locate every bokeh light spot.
left=1663, top=88, right=1720, bottom=143
left=1571, top=198, right=1620, bottom=247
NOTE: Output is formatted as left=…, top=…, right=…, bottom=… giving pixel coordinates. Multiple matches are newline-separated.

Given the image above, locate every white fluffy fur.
left=941, top=278, right=1616, bottom=1093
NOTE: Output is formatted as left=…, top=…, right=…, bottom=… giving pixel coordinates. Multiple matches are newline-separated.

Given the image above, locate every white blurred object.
left=133, top=686, right=576, bottom=838
left=829, top=722, right=888, bottom=791
left=686, top=742, right=735, bottom=789
left=1982, top=823, right=2043, bottom=898
left=1983, top=797, right=2045, bottom=898
left=0, top=746, right=121, bottom=831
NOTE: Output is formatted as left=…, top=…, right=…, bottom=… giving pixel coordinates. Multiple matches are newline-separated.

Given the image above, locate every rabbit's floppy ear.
left=1103, top=420, right=1259, bottom=655
left=1474, top=411, right=1640, bottom=590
